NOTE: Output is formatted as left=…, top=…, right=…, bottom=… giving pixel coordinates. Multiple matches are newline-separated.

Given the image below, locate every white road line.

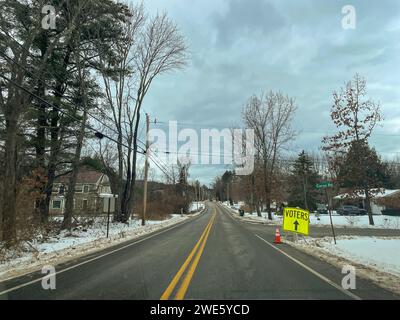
left=0, top=208, right=208, bottom=297
left=255, top=234, right=362, bottom=300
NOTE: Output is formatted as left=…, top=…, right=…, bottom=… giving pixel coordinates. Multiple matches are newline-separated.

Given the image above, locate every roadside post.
left=282, top=207, right=310, bottom=243
left=316, top=182, right=336, bottom=244
left=327, top=189, right=337, bottom=245
left=100, top=193, right=118, bottom=238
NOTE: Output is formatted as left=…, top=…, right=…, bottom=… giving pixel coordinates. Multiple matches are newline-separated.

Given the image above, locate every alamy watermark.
left=149, top=121, right=255, bottom=175
left=42, top=5, right=56, bottom=30
left=341, top=265, right=356, bottom=290
left=342, top=5, right=357, bottom=30
left=41, top=265, right=56, bottom=290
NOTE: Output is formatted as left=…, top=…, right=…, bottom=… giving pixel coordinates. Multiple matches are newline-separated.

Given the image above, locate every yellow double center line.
left=160, top=210, right=216, bottom=300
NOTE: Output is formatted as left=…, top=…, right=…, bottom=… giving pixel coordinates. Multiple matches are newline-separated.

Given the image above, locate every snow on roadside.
left=288, top=236, right=400, bottom=295
left=189, top=201, right=205, bottom=212
left=309, top=214, right=400, bottom=229
left=222, top=202, right=400, bottom=229
left=300, top=236, right=400, bottom=277
left=0, top=209, right=204, bottom=282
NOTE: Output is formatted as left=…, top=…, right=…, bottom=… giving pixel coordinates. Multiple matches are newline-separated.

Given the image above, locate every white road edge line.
left=255, top=234, right=362, bottom=300
left=0, top=207, right=208, bottom=297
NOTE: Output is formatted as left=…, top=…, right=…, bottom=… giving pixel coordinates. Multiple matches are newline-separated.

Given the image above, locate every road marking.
left=160, top=213, right=214, bottom=300
left=255, top=234, right=362, bottom=300
left=160, top=211, right=215, bottom=300
left=0, top=208, right=208, bottom=297
left=174, top=213, right=215, bottom=300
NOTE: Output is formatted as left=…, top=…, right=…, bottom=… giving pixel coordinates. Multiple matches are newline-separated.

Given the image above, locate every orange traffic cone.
left=274, top=227, right=282, bottom=244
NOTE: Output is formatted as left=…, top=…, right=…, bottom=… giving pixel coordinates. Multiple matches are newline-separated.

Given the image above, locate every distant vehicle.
left=316, top=208, right=328, bottom=215
left=337, top=205, right=367, bottom=216
left=316, top=204, right=328, bottom=215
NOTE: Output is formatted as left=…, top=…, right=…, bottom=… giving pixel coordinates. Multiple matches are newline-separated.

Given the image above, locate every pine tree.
left=288, top=151, right=319, bottom=211
left=338, top=140, right=389, bottom=225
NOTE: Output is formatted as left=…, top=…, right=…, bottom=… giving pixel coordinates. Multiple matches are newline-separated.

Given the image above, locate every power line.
left=0, top=73, right=145, bottom=155
left=0, top=47, right=176, bottom=178
left=154, top=120, right=400, bottom=138
left=2, top=69, right=175, bottom=179
left=1, top=27, right=177, bottom=182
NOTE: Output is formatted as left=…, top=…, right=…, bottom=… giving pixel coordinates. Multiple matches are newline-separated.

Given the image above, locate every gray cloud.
left=141, top=0, right=400, bottom=184
left=213, top=0, right=286, bottom=47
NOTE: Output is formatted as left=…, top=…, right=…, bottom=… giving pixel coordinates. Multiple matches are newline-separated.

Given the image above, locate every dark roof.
left=55, top=166, right=103, bottom=184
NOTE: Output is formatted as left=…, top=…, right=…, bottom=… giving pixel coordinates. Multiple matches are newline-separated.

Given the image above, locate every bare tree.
left=97, top=3, right=145, bottom=221
left=323, top=74, right=382, bottom=225
left=121, top=12, right=188, bottom=222
left=243, top=91, right=297, bottom=219
left=98, top=8, right=187, bottom=222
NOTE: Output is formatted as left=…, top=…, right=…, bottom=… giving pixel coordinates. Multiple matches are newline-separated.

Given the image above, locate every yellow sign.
left=283, top=207, right=310, bottom=236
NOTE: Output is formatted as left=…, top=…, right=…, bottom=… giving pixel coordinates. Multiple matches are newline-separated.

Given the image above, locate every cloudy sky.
left=138, top=0, right=400, bottom=185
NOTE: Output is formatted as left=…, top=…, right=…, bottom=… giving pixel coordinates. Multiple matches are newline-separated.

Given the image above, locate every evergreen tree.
left=338, top=140, right=389, bottom=224
left=288, top=151, right=319, bottom=211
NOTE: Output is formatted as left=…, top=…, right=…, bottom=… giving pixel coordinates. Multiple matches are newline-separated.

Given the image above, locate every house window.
left=75, top=185, right=83, bottom=193
left=52, top=200, right=62, bottom=209
left=82, top=199, right=88, bottom=211
left=83, top=185, right=90, bottom=193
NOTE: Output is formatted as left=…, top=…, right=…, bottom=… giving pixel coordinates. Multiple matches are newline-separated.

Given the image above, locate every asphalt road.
left=0, top=201, right=398, bottom=300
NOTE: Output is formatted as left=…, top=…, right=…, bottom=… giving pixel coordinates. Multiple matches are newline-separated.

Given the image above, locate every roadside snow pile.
left=309, top=214, right=400, bottom=229
left=297, top=236, right=400, bottom=278
left=189, top=201, right=205, bottom=212
left=288, top=236, right=400, bottom=295
left=0, top=213, right=198, bottom=281
left=294, top=236, right=400, bottom=277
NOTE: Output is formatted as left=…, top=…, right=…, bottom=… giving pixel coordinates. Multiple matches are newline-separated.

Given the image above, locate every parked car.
left=316, top=208, right=328, bottom=215
left=337, top=205, right=367, bottom=216
left=316, top=203, right=328, bottom=215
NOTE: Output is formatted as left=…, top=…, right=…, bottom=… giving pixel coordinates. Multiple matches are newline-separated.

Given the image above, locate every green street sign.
left=315, top=182, right=333, bottom=189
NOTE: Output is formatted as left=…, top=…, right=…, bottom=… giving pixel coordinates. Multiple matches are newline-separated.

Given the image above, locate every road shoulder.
left=285, top=237, right=400, bottom=296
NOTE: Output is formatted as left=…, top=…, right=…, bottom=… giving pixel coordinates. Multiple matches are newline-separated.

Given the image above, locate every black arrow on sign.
left=293, top=220, right=299, bottom=231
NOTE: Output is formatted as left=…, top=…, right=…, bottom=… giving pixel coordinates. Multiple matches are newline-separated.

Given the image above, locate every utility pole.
left=227, top=182, right=230, bottom=204
left=326, top=188, right=336, bottom=244
left=195, top=182, right=199, bottom=211
left=142, top=113, right=150, bottom=226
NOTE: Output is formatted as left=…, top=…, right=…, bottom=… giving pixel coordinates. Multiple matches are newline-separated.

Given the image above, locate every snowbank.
left=300, top=236, right=400, bottom=277
left=309, top=214, right=400, bottom=229
left=189, top=201, right=205, bottom=212
left=288, top=236, right=400, bottom=295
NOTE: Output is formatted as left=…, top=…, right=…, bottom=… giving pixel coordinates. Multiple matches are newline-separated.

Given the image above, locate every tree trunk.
left=120, top=111, right=141, bottom=223
left=365, top=188, right=374, bottom=226
left=38, top=45, right=72, bottom=223
left=1, top=114, right=18, bottom=245
left=39, top=105, right=60, bottom=224
left=303, top=176, right=309, bottom=210
left=263, top=171, right=272, bottom=220
left=62, top=110, right=87, bottom=230
left=34, top=45, right=49, bottom=220
left=256, top=199, right=262, bottom=217
left=266, top=198, right=272, bottom=220
left=251, top=174, right=256, bottom=214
